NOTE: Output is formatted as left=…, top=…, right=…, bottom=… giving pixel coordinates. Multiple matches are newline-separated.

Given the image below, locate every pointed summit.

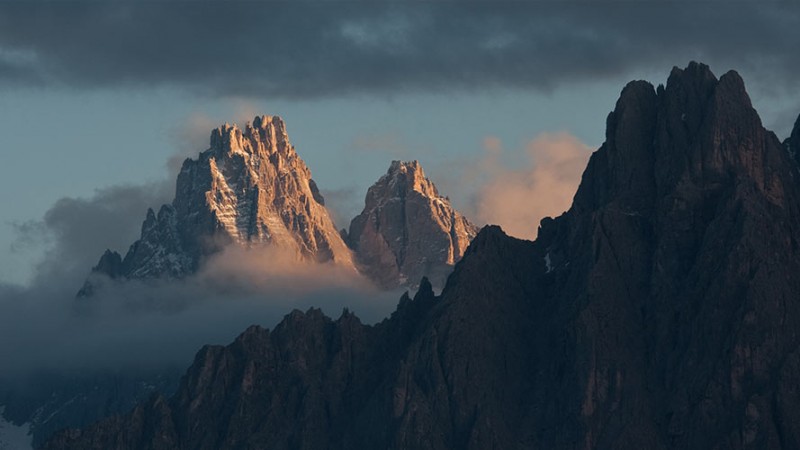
left=83, top=115, right=354, bottom=292
left=576, top=61, right=785, bottom=216
left=347, top=160, right=478, bottom=289
left=173, top=115, right=350, bottom=259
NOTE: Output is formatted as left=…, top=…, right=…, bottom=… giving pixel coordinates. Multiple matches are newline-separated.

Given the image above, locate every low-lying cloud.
left=0, top=243, right=400, bottom=379
left=1, top=186, right=401, bottom=380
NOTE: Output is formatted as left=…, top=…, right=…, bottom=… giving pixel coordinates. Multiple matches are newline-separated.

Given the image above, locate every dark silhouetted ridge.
left=44, top=63, right=800, bottom=450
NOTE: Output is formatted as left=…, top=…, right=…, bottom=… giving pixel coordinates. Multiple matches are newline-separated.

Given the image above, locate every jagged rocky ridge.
left=81, top=116, right=354, bottom=294
left=346, top=160, right=479, bottom=289
left=46, top=62, right=800, bottom=449
left=81, top=119, right=476, bottom=295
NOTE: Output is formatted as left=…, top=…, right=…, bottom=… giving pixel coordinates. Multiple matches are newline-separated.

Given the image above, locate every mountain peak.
left=388, top=159, right=421, bottom=173
left=665, top=61, right=720, bottom=99
left=251, top=114, right=282, bottom=129
left=348, top=160, right=478, bottom=289
left=83, top=114, right=354, bottom=291
left=382, top=159, right=438, bottom=198
left=669, top=60, right=715, bottom=82
left=208, top=115, right=292, bottom=158
left=583, top=61, right=783, bottom=219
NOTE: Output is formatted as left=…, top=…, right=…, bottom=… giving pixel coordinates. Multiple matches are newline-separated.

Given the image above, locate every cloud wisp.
left=445, top=132, right=592, bottom=240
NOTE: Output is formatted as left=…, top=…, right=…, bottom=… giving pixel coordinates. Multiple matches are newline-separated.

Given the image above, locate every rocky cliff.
left=48, top=63, right=800, bottom=449
left=347, top=160, right=478, bottom=289
left=81, top=116, right=354, bottom=294
left=785, top=113, right=800, bottom=165
left=525, top=61, right=800, bottom=448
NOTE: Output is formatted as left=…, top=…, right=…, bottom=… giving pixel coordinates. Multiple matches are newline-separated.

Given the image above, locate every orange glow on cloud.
left=471, top=132, right=592, bottom=240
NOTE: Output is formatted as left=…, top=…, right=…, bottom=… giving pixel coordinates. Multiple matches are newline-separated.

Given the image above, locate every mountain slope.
left=346, top=160, right=479, bottom=289
left=47, top=63, right=800, bottom=449
left=81, top=116, right=354, bottom=293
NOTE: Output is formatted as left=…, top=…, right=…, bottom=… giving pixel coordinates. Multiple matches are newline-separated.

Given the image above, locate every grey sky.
left=1, top=1, right=799, bottom=285
left=1, top=3, right=799, bottom=97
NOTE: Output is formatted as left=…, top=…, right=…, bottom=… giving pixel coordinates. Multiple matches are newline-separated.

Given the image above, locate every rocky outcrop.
left=785, top=113, right=800, bottom=165
left=81, top=116, right=354, bottom=294
left=346, top=160, right=478, bottom=289
left=49, top=63, right=800, bottom=449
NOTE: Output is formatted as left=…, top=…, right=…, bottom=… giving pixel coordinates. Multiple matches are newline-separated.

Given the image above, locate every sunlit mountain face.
left=1, top=2, right=800, bottom=449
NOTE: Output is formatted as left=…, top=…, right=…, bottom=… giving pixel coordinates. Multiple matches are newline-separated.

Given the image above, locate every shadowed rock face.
left=347, top=160, right=479, bottom=289
left=785, top=113, right=800, bottom=165
left=80, top=116, right=354, bottom=294
left=46, top=63, right=800, bottom=449
left=531, top=61, right=800, bottom=449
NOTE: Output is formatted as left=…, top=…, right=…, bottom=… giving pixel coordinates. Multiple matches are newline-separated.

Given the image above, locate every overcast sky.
left=1, top=1, right=799, bottom=286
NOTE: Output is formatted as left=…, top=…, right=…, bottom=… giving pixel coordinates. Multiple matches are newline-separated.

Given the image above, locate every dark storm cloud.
left=0, top=2, right=798, bottom=98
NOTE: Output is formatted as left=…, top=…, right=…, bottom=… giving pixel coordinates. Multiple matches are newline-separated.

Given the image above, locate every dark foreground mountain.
left=0, top=370, right=180, bottom=449
left=44, top=62, right=800, bottom=449
left=346, top=160, right=479, bottom=289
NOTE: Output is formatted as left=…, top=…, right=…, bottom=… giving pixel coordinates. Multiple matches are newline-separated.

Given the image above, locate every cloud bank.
left=1, top=188, right=400, bottom=379
left=0, top=2, right=797, bottom=99
left=0, top=248, right=399, bottom=379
